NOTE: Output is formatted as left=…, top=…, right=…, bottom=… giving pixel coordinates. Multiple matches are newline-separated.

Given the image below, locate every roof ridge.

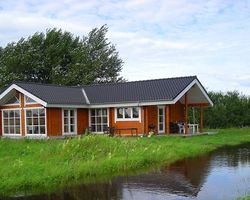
left=11, top=76, right=197, bottom=89
left=83, top=75, right=197, bottom=87
left=12, top=81, right=81, bottom=89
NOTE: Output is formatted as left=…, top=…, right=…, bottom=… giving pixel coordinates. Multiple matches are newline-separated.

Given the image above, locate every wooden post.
left=200, top=105, right=203, bottom=133
left=166, top=105, right=170, bottom=134
left=185, top=93, right=188, bottom=134
left=144, top=106, right=148, bottom=134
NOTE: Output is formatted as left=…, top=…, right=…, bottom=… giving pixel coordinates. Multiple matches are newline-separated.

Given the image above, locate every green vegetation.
left=0, top=128, right=250, bottom=196
left=0, top=25, right=124, bottom=87
left=190, top=91, right=250, bottom=128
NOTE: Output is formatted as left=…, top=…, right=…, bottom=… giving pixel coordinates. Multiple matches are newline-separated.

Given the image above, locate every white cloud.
left=0, top=0, right=250, bottom=94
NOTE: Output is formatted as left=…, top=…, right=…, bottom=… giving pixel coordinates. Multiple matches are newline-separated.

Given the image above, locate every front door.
left=158, top=106, right=165, bottom=133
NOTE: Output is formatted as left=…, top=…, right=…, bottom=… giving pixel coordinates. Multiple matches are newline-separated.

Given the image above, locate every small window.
left=116, top=107, right=140, bottom=120
left=63, top=109, right=76, bottom=135
left=5, top=95, right=20, bottom=105
left=25, top=96, right=36, bottom=104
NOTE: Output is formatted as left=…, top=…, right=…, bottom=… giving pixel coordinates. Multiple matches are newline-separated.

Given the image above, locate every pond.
left=5, top=143, right=250, bottom=200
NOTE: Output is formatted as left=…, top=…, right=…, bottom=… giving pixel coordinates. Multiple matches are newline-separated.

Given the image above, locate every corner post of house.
left=184, top=93, right=188, bottom=134
left=144, top=106, right=148, bottom=135
left=165, top=105, right=170, bottom=134
left=200, top=104, right=203, bottom=133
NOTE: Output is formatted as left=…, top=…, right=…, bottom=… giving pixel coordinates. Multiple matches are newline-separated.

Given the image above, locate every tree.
left=0, top=25, right=124, bottom=87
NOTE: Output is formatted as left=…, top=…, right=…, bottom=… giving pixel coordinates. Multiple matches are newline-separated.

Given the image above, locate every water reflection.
left=5, top=143, right=250, bottom=200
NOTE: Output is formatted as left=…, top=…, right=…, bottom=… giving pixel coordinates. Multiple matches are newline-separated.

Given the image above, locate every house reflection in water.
left=5, top=143, right=250, bottom=200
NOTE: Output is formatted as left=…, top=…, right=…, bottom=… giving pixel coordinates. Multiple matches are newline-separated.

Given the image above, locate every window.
left=90, top=108, right=108, bottom=132
left=63, top=109, right=76, bottom=135
left=26, top=108, right=46, bottom=135
left=116, top=107, right=140, bottom=121
left=25, top=95, right=36, bottom=104
left=158, top=107, right=165, bottom=133
left=5, top=95, right=20, bottom=105
left=2, top=110, right=21, bottom=135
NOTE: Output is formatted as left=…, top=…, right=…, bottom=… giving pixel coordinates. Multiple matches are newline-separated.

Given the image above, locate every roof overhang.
left=0, top=84, right=48, bottom=107
left=175, top=79, right=213, bottom=107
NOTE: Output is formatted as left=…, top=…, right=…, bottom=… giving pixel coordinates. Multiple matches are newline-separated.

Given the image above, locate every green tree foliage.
left=0, top=25, right=124, bottom=87
left=189, top=91, right=250, bottom=128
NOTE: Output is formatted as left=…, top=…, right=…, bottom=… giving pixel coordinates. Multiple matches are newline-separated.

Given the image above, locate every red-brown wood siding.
left=170, top=101, right=185, bottom=123
left=77, top=108, right=89, bottom=135
left=46, top=108, right=62, bottom=137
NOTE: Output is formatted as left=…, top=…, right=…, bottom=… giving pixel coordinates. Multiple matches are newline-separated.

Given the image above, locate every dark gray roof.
left=83, top=76, right=196, bottom=104
left=1, top=76, right=197, bottom=106
left=14, top=82, right=87, bottom=105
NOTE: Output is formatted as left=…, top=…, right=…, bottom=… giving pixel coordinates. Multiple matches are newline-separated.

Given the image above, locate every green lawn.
left=0, top=128, right=250, bottom=196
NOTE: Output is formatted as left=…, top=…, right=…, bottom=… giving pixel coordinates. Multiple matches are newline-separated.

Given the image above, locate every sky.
left=0, top=0, right=250, bottom=94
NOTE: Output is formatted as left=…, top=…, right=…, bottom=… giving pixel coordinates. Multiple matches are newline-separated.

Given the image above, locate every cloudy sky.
left=0, top=0, right=250, bottom=94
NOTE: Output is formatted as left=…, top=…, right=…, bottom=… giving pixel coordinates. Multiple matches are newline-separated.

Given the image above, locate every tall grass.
left=0, top=128, right=250, bottom=196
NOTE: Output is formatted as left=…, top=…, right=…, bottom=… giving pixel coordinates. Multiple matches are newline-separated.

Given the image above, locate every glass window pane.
left=91, top=109, right=95, bottom=116
left=4, top=119, right=8, bottom=125
left=14, top=110, right=20, bottom=118
left=40, top=126, right=45, bottom=134
left=91, top=125, right=96, bottom=132
left=70, top=118, right=75, bottom=125
left=6, top=96, right=20, bottom=104
left=96, top=109, right=102, bottom=116
left=91, top=117, right=96, bottom=124
left=27, top=126, right=33, bottom=134
left=103, top=117, right=107, bottom=123
left=9, top=111, right=14, bottom=118
left=64, top=110, right=68, bottom=117
left=159, top=116, right=163, bottom=123
left=27, top=118, right=32, bottom=125
left=103, top=125, right=108, bottom=131
left=159, top=124, right=163, bottom=131
left=33, top=109, right=38, bottom=117
left=117, top=108, right=123, bottom=118
left=39, top=109, right=45, bottom=117
left=125, top=108, right=132, bottom=118
left=70, top=125, right=75, bottom=132
left=97, top=125, right=102, bottom=132
left=16, top=127, right=20, bottom=134
left=9, top=127, right=14, bottom=134
left=15, top=118, right=20, bottom=126
left=102, top=109, right=107, bottom=116
left=26, top=110, right=32, bottom=118
left=26, top=96, right=36, bottom=103
left=9, top=119, right=14, bottom=126
left=3, top=111, right=8, bottom=118
left=97, top=117, right=101, bottom=124
left=159, top=108, right=163, bottom=116
left=33, top=126, right=39, bottom=134
left=132, top=107, right=139, bottom=118
left=64, top=117, right=68, bottom=125
left=33, top=118, right=38, bottom=125
left=40, top=118, right=45, bottom=126
left=64, top=125, right=68, bottom=133
left=70, top=110, right=74, bottom=117
left=4, top=127, right=9, bottom=134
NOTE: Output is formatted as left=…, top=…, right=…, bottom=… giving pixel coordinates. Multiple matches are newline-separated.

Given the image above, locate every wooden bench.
left=113, top=127, right=138, bottom=136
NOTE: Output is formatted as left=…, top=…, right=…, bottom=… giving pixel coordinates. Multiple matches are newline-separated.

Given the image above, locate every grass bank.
left=0, top=128, right=250, bottom=196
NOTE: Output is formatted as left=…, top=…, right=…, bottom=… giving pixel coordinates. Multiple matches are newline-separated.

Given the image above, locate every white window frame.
left=62, top=109, right=77, bottom=135
left=25, top=107, right=47, bottom=137
left=2, top=108, right=22, bottom=136
left=158, top=106, right=165, bottom=133
left=89, top=108, right=109, bottom=133
left=115, top=107, right=141, bottom=122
